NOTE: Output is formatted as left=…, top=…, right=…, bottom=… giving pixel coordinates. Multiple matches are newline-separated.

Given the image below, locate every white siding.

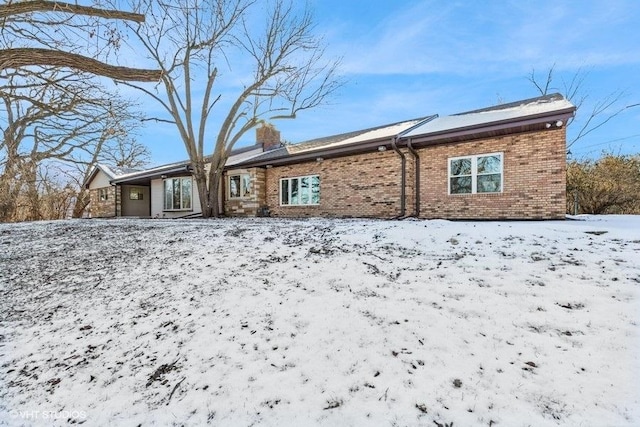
left=150, top=177, right=202, bottom=218
left=88, top=170, right=112, bottom=189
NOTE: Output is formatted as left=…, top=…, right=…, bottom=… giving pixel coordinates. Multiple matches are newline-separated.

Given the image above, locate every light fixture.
left=378, top=146, right=387, bottom=152
left=265, top=164, right=273, bottom=169
left=545, top=123, right=552, bottom=129
left=160, top=174, right=167, bottom=179
left=316, top=157, right=324, bottom=162
left=556, top=120, right=564, bottom=127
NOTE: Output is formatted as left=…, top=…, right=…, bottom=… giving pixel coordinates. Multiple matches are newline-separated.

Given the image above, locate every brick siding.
left=418, top=128, right=566, bottom=219
left=231, top=127, right=566, bottom=220
left=265, top=150, right=405, bottom=218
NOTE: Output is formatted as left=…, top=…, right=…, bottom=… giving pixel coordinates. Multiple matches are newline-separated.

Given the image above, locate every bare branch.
left=0, top=1, right=145, bottom=22
left=0, top=48, right=161, bottom=81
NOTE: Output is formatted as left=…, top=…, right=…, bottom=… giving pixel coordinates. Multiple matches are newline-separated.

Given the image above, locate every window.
left=163, top=177, right=192, bottom=210
left=228, top=174, right=251, bottom=198
left=449, top=153, right=502, bottom=194
left=129, top=187, right=144, bottom=200
left=280, top=175, right=320, bottom=206
left=99, top=188, right=108, bottom=201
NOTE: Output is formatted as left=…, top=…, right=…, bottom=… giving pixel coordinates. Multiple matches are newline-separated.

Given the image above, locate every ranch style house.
left=84, top=93, right=575, bottom=220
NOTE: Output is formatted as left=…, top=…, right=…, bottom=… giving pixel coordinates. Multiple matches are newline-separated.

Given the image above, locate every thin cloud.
left=328, top=0, right=640, bottom=76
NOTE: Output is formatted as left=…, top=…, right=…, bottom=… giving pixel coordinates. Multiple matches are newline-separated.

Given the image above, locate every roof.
left=237, top=117, right=435, bottom=166
left=235, top=93, right=575, bottom=168
left=88, top=93, right=576, bottom=185
left=402, top=93, right=575, bottom=138
left=89, top=144, right=264, bottom=186
left=83, top=164, right=143, bottom=188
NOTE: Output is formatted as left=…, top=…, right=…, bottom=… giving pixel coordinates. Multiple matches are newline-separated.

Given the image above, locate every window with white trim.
left=163, top=177, right=192, bottom=210
left=449, top=153, right=503, bottom=194
left=280, top=175, right=320, bottom=206
left=98, top=188, right=108, bottom=201
left=228, top=174, right=251, bottom=199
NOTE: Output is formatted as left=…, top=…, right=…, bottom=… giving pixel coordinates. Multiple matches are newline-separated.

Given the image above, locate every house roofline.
left=407, top=108, right=576, bottom=146
left=234, top=107, right=575, bottom=168
left=112, top=164, right=196, bottom=184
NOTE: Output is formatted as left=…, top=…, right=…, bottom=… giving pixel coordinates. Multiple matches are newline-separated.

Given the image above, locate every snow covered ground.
left=0, top=216, right=639, bottom=426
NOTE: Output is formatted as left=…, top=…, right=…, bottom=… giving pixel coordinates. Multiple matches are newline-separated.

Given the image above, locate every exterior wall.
left=224, top=168, right=266, bottom=216
left=265, top=150, right=405, bottom=218
left=121, top=185, right=151, bottom=217
left=87, top=170, right=116, bottom=218
left=418, top=128, right=566, bottom=219
left=150, top=176, right=202, bottom=218
left=88, top=185, right=117, bottom=218
left=87, top=170, right=111, bottom=190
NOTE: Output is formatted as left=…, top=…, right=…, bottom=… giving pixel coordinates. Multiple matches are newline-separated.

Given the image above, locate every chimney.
left=256, top=123, right=281, bottom=151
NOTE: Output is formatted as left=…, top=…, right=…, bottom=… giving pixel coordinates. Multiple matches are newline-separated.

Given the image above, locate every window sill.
left=448, top=192, right=503, bottom=196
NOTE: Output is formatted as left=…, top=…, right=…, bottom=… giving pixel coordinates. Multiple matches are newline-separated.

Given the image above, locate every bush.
left=567, top=154, right=640, bottom=214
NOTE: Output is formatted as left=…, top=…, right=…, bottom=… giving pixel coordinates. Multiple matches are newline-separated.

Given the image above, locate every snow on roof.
left=297, top=118, right=429, bottom=152
left=242, top=117, right=433, bottom=165
left=402, top=93, right=574, bottom=138
left=95, top=164, right=118, bottom=180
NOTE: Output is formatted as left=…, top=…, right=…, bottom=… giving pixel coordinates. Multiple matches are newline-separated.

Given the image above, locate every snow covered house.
left=85, top=93, right=575, bottom=220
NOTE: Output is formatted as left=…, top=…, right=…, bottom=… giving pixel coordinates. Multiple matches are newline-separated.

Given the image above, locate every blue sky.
left=130, top=0, right=640, bottom=166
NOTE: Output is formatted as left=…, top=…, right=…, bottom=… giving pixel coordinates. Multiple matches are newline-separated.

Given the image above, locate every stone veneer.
left=89, top=185, right=121, bottom=218
left=224, top=168, right=267, bottom=216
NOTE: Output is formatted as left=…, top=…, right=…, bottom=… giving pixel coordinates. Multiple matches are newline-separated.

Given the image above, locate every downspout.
left=406, top=138, right=420, bottom=217
left=391, top=137, right=406, bottom=218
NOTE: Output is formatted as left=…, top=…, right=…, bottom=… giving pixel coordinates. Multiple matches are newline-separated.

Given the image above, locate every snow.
left=402, top=97, right=575, bottom=137
left=292, top=119, right=427, bottom=154
left=1, top=216, right=639, bottom=426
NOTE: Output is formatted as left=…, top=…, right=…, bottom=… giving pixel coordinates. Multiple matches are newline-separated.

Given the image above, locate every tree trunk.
left=194, top=172, right=211, bottom=218
left=72, top=188, right=90, bottom=218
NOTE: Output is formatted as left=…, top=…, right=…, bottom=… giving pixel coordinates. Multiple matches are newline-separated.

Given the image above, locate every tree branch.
left=0, top=48, right=162, bottom=81
left=0, top=1, right=145, bottom=23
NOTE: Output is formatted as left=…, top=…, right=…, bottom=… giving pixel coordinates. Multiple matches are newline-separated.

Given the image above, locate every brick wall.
left=418, top=128, right=566, bottom=219
left=265, top=150, right=406, bottom=218
left=256, top=124, right=281, bottom=151
left=243, top=127, right=566, bottom=220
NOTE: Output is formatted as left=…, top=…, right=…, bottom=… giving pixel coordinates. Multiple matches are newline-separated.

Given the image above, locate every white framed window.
left=99, top=188, right=108, bottom=201
left=280, top=175, right=320, bottom=206
left=163, top=177, right=192, bottom=211
left=228, top=174, right=251, bottom=199
left=449, top=153, right=503, bottom=194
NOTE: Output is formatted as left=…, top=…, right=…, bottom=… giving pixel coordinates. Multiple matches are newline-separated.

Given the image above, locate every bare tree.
left=527, top=64, right=627, bottom=149
left=110, top=0, right=341, bottom=217
left=567, top=154, right=640, bottom=214
left=0, top=67, right=143, bottom=221
left=0, top=0, right=161, bottom=222
left=71, top=134, right=150, bottom=218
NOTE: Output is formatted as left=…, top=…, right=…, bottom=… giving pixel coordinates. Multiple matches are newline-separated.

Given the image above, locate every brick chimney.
left=256, top=123, right=281, bottom=151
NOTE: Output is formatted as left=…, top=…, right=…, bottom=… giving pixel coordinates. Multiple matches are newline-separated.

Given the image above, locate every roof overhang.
left=237, top=136, right=399, bottom=168
left=406, top=108, right=575, bottom=147
left=111, top=164, right=192, bottom=185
